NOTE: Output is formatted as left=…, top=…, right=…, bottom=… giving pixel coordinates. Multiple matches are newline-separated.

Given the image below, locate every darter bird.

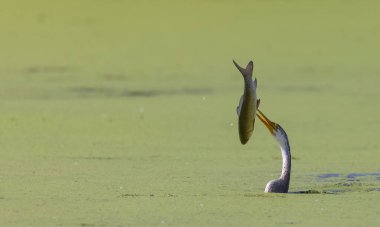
left=256, top=109, right=291, bottom=193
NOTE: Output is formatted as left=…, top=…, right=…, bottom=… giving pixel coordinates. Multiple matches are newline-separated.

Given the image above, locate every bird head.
left=257, top=109, right=289, bottom=149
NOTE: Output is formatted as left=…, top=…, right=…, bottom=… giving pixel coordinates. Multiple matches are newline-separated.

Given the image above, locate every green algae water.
left=0, top=0, right=379, bottom=226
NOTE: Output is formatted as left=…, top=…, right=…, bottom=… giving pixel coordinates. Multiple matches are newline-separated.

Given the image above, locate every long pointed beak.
left=257, top=109, right=276, bottom=135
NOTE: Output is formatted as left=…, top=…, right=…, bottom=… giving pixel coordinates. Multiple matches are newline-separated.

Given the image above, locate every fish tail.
left=233, top=60, right=254, bottom=77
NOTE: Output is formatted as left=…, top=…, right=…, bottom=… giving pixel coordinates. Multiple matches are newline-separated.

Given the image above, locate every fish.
left=233, top=60, right=260, bottom=145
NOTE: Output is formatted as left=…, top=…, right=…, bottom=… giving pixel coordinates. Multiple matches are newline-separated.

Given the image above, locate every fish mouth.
left=257, top=109, right=276, bottom=135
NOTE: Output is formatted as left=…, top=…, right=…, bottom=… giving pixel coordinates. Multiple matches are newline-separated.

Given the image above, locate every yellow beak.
left=257, top=109, right=277, bottom=135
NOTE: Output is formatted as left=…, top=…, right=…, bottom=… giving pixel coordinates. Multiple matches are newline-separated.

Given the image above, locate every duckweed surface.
left=0, top=1, right=379, bottom=226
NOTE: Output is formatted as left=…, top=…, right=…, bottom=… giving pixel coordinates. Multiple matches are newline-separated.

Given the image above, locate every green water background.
left=0, top=0, right=379, bottom=226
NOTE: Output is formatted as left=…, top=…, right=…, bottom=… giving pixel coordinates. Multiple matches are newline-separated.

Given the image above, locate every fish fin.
left=246, top=61, right=254, bottom=76
left=233, top=60, right=254, bottom=77
left=257, top=99, right=260, bottom=109
left=236, top=95, right=243, bottom=116
left=253, top=78, right=257, bottom=88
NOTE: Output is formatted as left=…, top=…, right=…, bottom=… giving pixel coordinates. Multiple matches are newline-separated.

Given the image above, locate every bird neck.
left=279, top=143, right=291, bottom=183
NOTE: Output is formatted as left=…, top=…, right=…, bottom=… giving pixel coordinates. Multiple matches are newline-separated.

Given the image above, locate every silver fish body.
left=233, top=60, right=259, bottom=145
